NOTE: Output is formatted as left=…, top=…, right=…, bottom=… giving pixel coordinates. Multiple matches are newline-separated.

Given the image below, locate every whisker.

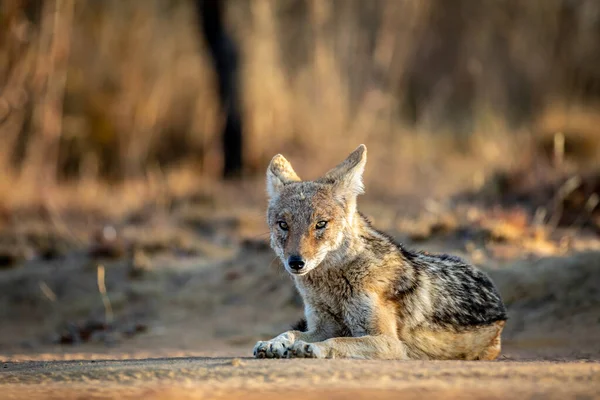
left=250, top=231, right=271, bottom=239
left=268, top=256, right=282, bottom=272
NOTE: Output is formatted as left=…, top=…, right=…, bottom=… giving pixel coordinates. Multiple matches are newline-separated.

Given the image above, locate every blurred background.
left=0, top=0, right=599, bottom=360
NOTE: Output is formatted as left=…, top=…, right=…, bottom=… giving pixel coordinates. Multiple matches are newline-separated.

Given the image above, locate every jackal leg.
left=475, top=321, right=505, bottom=360
left=288, top=335, right=408, bottom=360
left=253, top=330, right=330, bottom=359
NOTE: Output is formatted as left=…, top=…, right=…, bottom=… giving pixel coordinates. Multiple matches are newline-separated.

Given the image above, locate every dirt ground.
left=1, top=176, right=600, bottom=399
left=2, top=357, right=600, bottom=400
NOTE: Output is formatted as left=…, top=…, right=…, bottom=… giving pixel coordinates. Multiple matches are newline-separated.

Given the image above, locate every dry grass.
left=1, top=0, right=600, bottom=215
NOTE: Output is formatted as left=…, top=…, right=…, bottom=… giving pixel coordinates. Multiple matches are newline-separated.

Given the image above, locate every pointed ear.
left=320, top=144, right=367, bottom=197
left=266, top=154, right=301, bottom=198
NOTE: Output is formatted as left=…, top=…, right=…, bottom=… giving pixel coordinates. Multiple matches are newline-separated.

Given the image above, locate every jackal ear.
left=266, top=154, right=301, bottom=198
left=320, top=144, right=367, bottom=197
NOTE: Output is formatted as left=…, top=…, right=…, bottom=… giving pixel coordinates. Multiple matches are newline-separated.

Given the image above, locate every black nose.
left=288, top=255, right=305, bottom=271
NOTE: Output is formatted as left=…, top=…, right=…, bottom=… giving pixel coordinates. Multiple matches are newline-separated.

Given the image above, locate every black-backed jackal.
left=254, top=145, right=506, bottom=360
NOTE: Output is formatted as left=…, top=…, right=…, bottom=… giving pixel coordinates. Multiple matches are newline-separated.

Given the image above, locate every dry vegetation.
left=1, top=1, right=600, bottom=199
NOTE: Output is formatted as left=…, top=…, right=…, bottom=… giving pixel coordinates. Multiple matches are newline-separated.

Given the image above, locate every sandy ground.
left=2, top=356, right=600, bottom=400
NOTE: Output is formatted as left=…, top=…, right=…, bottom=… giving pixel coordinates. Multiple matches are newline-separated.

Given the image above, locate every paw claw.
left=287, top=340, right=321, bottom=359
left=253, top=338, right=292, bottom=359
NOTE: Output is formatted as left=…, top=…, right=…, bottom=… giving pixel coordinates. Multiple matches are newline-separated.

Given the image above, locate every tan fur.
left=254, top=145, right=507, bottom=360
left=403, top=321, right=505, bottom=360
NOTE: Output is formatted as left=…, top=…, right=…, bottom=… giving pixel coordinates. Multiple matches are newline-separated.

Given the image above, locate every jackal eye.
left=315, top=220, right=327, bottom=229
left=278, top=221, right=289, bottom=231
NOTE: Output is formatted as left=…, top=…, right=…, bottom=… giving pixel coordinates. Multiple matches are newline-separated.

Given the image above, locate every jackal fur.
left=253, top=144, right=507, bottom=360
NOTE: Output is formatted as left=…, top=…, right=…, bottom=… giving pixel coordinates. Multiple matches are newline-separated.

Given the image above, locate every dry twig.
left=97, top=264, right=114, bottom=325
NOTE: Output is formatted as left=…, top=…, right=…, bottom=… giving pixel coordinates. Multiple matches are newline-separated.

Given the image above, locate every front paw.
left=253, top=339, right=290, bottom=359
left=286, top=340, right=323, bottom=359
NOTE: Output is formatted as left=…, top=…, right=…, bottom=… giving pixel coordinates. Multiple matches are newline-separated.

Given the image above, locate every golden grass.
left=1, top=0, right=599, bottom=215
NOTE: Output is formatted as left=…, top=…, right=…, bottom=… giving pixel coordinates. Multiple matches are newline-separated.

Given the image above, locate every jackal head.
left=266, top=144, right=367, bottom=276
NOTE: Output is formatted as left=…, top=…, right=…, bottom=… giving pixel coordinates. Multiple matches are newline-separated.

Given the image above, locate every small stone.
left=89, top=225, right=127, bottom=260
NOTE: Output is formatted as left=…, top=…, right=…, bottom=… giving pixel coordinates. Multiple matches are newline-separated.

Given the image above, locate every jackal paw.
left=286, top=341, right=323, bottom=359
left=253, top=338, right=291, bottom=359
